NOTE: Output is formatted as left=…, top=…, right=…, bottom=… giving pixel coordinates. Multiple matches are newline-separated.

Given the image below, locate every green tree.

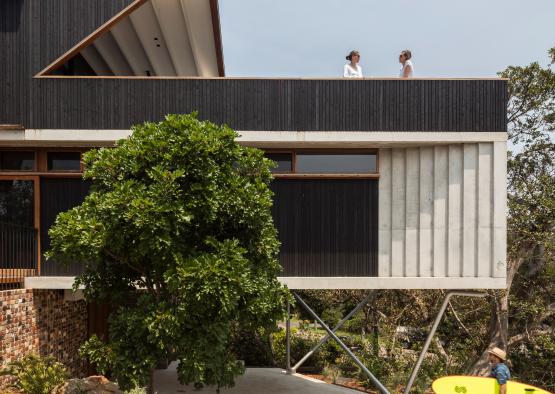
left=47, top=113, right=289, bottom=391
left=470, top=48, right=555, bottom=381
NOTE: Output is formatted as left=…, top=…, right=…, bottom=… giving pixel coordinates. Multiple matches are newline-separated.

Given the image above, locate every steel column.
left=293, top=291, right=390, bottom=394
left=285, top=300, right=292, bottom=373
left=403, top=291, right=486, bottom=394
left=291, top=291, right=376, bottom=373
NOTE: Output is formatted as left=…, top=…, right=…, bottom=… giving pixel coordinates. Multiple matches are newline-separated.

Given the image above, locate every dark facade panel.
left=23, top=78, right=507, bottom=132
left=40, top=178, right=90, bottom=276
left=0, top=0, right=133, bottom=126
left=1, top=1, right=507, bottom=132
left=272, top=179, right=378, bottom=277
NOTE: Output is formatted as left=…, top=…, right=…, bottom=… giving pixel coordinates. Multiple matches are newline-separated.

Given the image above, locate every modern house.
left=0, top=0, right=507, bottom=380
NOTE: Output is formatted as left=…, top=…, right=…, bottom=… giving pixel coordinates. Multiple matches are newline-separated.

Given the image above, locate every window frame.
left=0, top=175, right=41, bottom=274
left=0, top=150, right=37, bottom=172
left=264, top=149, right=379, bottom=179
left=46, top=151, right=83, bottom=173
left=0, top=148, right=85, bottom=177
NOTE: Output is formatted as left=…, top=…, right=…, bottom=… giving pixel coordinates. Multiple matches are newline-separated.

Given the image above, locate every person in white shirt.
left=399, top=49, right=414, bottom=78
left=344, top=50, right=363, bottom=78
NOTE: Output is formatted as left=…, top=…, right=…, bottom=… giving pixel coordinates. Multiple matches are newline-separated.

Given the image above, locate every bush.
left=231, top=327, right=275, bottom=367
left=321, top=307, right=343, bottom=328
left=510, top=333, right=555, bottom=392
left=0, top=354, right=68, bottom=394
left=342, top=312, right=365, bottom=334
left=272, top=329, right=341, bottom=371
left=322, top=364, right=341, bottom=384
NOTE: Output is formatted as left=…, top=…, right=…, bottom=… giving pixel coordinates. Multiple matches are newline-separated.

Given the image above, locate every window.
left=0, top=151, right=35, bottom=171
left=47, top=152, right=81, bottom=171
left=0, top=180, right=35, bottom=226
left=265, top=153, right=293, bottom=173
left=296, top=153, right=376, bottom=174
left=265, top=151, right=378, bottom=176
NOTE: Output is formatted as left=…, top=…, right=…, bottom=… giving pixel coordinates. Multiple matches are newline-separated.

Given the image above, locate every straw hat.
left=488, top=347, right=507, bottom=361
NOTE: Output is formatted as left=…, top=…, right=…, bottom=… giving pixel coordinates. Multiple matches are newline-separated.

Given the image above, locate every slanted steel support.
left=403, top=291, right=486, bottom=394
left=291, top=291, right=376, bottom=373
left=293, top=291, right=390, bottom=394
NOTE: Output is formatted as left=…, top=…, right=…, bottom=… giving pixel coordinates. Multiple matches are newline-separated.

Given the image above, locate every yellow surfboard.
left=432, top=375, right=552, bottom=394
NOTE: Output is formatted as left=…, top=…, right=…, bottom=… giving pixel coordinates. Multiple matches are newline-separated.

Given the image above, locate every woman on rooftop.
left=399, top=49, right=414, bottom=78
left=344, top=50, right=363, bottom=78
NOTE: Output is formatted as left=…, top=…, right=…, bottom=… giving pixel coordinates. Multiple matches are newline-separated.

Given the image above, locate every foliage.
left=231, top=326, right=276, bottom=367
left=499, top=58, right=555, bottom=145
left=47, top=113, right=290, bottom=391
left=322, top=364, right=341, bottom=384
left=0, top=354, right=68, bottom=394
left=321, top=307, right=343, bottom=328
left=510, top=333, right=555, bottom=392
left=271, top=329, right=343, bottom=371
left=125, top=387, right=148, bottom=394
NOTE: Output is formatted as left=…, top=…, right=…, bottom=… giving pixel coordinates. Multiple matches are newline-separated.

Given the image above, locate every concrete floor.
left=153, top=364, right=360, bottom=394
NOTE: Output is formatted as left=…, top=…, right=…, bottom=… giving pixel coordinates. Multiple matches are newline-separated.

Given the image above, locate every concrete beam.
left=279, top=277, right=507, bottom=290
left=0, top=130, right=506, bottom=147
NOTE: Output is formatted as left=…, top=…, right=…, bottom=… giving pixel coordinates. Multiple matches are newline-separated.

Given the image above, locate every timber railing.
left=5, top=78, right=508, bottom=132
left=0, top=222, right=38, bottom=290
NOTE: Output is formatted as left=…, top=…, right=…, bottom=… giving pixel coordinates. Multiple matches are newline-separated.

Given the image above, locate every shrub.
left=231, top=327, right=275, bottom=367
left=321, top=307, right=343, bottom=328
left=342, top=312, right=365, bottom=334
left=125, top=387, right=147, bottom=394
left=322, top=364, right=341, bottom=384
left=510, top=333, right=555, bottom=392
left=272, top=329, right=330, bottom=371
left=0, top=354, right=68, bottom=394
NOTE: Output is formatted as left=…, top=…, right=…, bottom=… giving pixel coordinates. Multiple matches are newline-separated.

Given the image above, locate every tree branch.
left=508, top=328, right=554, bottom=347
left=448, top=301, right=472, bottom=337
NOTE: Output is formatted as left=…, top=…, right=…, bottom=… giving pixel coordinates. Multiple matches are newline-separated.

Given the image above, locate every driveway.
left=154, top=364, right=360, bottom=394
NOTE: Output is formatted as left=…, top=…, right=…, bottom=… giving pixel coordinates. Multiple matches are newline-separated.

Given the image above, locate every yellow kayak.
left=432, top=376, right=552, bottom=394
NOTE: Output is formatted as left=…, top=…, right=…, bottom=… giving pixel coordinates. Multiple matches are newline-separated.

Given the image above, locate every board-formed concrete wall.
left=378, top=142, right=507, bottom=281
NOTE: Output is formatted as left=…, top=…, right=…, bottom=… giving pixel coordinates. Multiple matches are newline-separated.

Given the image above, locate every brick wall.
left=0, top=289, right=88, bottom=385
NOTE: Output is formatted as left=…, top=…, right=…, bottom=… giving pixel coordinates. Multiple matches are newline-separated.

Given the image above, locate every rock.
left=52, top=375, right=122, bottom=394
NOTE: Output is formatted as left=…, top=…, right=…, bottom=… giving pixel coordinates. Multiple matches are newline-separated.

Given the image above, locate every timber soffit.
left=35, top=0, right=225, bottom=78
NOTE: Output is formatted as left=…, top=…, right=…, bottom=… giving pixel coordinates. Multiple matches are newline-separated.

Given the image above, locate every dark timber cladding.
left=1, top=1, right=507, bottom=132
left=271, top=179, right=378, bottom=277
left=40, top=178, right=90, bottom=276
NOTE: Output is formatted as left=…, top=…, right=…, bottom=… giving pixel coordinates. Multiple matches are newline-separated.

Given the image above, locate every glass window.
left=47, top=152, right=81, bottom=171
left=0, top=151, right=35, bottom=171
left=295, top=153, right=377, bottom=174
left=0, top=180, right=35, bottom=227
left=265, top=153, right=293, bottom=173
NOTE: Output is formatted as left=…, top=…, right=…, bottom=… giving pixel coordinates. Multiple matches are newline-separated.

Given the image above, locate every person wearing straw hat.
left=488, top=347, right=511, bottom=394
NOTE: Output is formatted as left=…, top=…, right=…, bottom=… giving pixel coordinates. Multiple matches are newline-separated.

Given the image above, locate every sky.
left=218, top=0, right=555, bottom=78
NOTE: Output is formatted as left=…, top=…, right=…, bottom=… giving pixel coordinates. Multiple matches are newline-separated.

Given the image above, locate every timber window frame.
left=265, top=149, right=379, bottom=179
left=0, top=151, right=36, bottom=172
left=46, top=151, right=83, bottom=172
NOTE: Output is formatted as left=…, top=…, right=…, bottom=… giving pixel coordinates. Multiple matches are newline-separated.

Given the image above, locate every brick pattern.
left=0, top=289, right=88, bottom=388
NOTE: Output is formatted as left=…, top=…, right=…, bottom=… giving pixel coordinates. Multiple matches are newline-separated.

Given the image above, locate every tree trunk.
left=469, top=290, right=509, bottom=375
left=371, top=309, right=379, bottom=356
left=469, top=254, right=526, bottom=375
left=147, top=368, right=154, bottom=394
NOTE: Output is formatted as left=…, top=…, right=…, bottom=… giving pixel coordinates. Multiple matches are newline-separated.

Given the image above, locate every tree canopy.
left=47, top=113, right=289, bottom=390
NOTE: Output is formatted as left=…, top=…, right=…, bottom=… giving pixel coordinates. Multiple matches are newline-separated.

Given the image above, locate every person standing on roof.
left=344, top=50, right=363, bottom=78
left=488, top=347, right=511, bottom=394
left=399, top=49, right=414, bottom=78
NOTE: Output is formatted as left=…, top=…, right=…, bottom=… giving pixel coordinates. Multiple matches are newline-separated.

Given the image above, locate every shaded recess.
left=39, top=0, right=225, bottom=77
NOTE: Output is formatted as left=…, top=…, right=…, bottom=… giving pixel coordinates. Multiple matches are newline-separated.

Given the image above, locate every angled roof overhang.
left=37, top=0, right=225, bottom=77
